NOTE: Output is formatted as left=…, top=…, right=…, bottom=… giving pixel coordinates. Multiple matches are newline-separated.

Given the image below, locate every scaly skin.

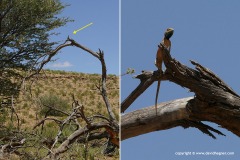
left=155, top=28, right=174, bottom=115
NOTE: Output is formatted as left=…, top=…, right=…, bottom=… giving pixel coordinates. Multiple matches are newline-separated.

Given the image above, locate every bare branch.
left=42, top=104, right=70, bottom=116
left=15, top=37, right=120, bottom=158
left=47, top=123, right=111, bottom=159
left=98, top=49, right=117, bottom=123
left=33, top=118, right=62, bottom=130
left=50, top=103, right=82, bottom=151
left=88, top=114, right=111, bottom=123
left=122, top=97, right=191, bottom=140
left=121, top=43, right=240, bottom=139
left=121, top=70, right=168, bottom=112
left=77, top=132, right=108, bottom=143
left=26, top=37, right=118, bottom=125
left=121, top=97, right=226, bottom=140
left=67, top=37, right=100, bottom=59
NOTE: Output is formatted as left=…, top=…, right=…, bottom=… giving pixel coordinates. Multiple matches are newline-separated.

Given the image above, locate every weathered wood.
left=121, top=70, right=167, bottom=113
left=121, top=43, right=240, bottom=140
left=122, top=97, right=191, bottom=140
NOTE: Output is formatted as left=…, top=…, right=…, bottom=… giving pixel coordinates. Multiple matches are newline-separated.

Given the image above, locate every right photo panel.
left=121, top=0, right=240, bottom=160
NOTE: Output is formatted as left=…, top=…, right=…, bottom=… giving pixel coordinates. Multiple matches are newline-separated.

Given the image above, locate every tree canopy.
left=0, top=0, right=71, bottom=97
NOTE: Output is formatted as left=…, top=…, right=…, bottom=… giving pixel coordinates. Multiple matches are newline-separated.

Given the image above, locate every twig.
left=50, top=104, right=82, bottom=151
left=33, top=118, right=62, bottom=130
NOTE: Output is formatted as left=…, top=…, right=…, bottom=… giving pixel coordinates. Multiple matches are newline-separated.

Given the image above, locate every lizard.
left=154, top=28, right=174, bottom=115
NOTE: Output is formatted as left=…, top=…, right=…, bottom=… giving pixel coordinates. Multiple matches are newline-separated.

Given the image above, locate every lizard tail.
left=155, top=80, right=161, bottom=115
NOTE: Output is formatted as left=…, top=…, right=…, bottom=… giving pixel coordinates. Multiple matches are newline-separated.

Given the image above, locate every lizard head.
left=164, top=28, right=174, bottom=39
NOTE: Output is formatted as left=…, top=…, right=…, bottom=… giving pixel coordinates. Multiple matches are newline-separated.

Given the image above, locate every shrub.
left=60, top=90, right=67, bottom=96
left=28, top=114, right=34, bottom=119
left=39, top=94, right=69, bottom=116
left=0, top=109, right=8, bottom=126
left=21, top=118, right=26, bottom=124
left=112, top=90, right=119, bottom=98
left=22, top=102, right=28, bottom=109
left=35, top=87, right=41, bottom=97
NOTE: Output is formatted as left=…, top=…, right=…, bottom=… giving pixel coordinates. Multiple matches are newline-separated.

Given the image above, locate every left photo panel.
left=0, top=0, right=119, bottom=159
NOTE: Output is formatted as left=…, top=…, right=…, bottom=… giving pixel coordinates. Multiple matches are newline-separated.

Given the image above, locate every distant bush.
left=39, top=94, right=69, bottom=116
left=22, top=102, right=28, bottom=109
left=66, top=83, right=72, bottom=88
left=34, top=87, right=41, bottom=97
left=0, top=109, right=8, bottom=126
left=55, top=70, right=67, bottom=74
left=21, top=118, right=26, bottom=124
left=108, top=74, right=116, bottom=77
left=60, top=90, right=67, bottom=96
left=112, top=90, right=118, bottom=98
left=28, top=114, right=34, bottom=119
left=42, top=122, right=58, bottom=139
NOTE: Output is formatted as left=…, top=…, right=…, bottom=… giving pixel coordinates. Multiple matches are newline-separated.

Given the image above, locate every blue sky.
left=121, top=0, right=240, bottom=160
left=46, top=0, right=119, bottom=74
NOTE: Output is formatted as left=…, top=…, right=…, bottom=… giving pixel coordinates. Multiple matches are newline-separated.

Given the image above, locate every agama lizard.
left=154, top=28, right=174, bottom=115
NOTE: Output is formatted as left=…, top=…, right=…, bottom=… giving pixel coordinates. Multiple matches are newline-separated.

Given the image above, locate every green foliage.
left=112, top=90, right=119, bottom=98
left=42, top=122, right=58, bottom=139
left=52, top=70, right=67, bottom=74
left=35, top=87, right=41, bottom=97
left=22, top=102, right=28, bottom=109
left=126, top=68, right=135, bottom=74
left=121, top=68, right=135, bottom=76
left=108, top=74, right=116, bottom=77
left=0, top=0, right=71, bottom=97
left=21, top=118, right=26, bottom=124
left=39, top=94, right=69, bottom=116
left=66, top=83, right=72, bottom=88
left=28, top=114, right=34, bottom=119
left=60, top=89, right=67, bottom=96
left=113, top=109, right=119, bottom=121
left=62, top=124, right=78, bottom=137
left=0, top=109, right=8, bottom=126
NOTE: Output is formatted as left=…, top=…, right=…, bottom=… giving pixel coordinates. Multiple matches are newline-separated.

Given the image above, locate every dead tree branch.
left=121, top=70, right=167, bottom=112
left=30, top=37, right=118, bottom=125
left=122, top=97, right=226, bottom=140
left=49, top=103, right=82, bottom=151
left=121, top=43, right=240, bottom=140
left=47, top=123, right=112, bottom=159
left=28, top=37, right=119, bottom=159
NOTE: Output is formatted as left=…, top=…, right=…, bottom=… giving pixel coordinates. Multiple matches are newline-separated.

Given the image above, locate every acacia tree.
left=0, top=0, right=70, bottom=136
left=0, top=0, right=70, bottom=98
left=121, top=43, right=240, bottom=140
